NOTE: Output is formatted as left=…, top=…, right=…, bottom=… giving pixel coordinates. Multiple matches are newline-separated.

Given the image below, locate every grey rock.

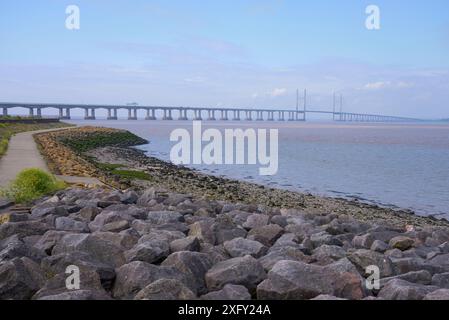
left=0, top=236, right=47, bottom=263
left=38, top=290, right=112, bottom=300
left=134, top=279, right=196, bottom=300
left=120, top=191, right=138, bottom=204
left=205, top=255, right=266, bottom=293
left=352, top=234, right=375, bottom=249
left=215, top=227, right=247, bottom=245
left=189, top=219, right=216, bottom=245
left=310, top=231, right=343, bottom=248
left=431, top=272, right=449, bottom=289
left=378, top=279, right=439, bottom=300
left=423, top=289, right=449, bottom=300
left=347, top=249, right=394, bottom=277
left=101, top=220, right=130, bottom=233
left=243, top=214, right=270, bottom=230
left=162, top=251, right=213, bottom=295
left=247, top=224, right=284, bottom=246
left=147, top=211, right=184, bottom=225
left=311, top=295, right=347, bottom=300
left=75, top=206, right=101, bottom=222
left=113, top=261, right=186, bottom=299
left=125, top=239, right=170, bottom=264
left=270, top=215, right=288, bottom=228
left=55, top=217, right=89, bottom=233
left=257, top=260, right=365, bottom=300
left=30, top=204, right=68, bottom=219
left=0, top=221, right=51, bottom=241
left=370, top=240, right=389, bottom=253
left=0, top=257, right=45, bottom=299
left=201, top=284, right=251, bottom=300
left=33, top=230, right=71, bottom=255
left=380, top=270, right=432, bottom=288
left=312, top=245, right=346, bottom=265
left=259, top=246, right=311, bottom=271
left=170, top=236, right=201, bottom=253
left=223, top=237, right=268, bottom=258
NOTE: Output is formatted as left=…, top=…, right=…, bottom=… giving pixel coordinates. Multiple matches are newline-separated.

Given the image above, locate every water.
left=69, top=119, right=449, bottom=219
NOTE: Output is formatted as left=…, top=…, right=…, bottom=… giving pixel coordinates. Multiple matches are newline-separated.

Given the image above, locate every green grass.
left=1, top=168, right=66, bottom=204
left=61, top=131, right=148, bottom=152
left=111, top=169, right=152, bottom=181
left=94, top=162, right=123, bottom=171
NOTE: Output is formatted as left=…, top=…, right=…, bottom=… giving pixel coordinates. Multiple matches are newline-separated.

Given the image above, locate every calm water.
left=70, top=120, right=449, bottom=219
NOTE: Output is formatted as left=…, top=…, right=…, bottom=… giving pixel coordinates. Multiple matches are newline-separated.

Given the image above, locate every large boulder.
left=259, top=246, right=311, bottom=271
left=38, top=290, right=112, bottom=300
left=169, top=236, right=201, bottom=253
left=423, top=289, right=449, bottom=300
left=0, top=221, right=52, bottom=240
left=52, top=233, right=126, bottom=268
left=55, top=217, right=89, bottom=233
left=223, top=238, right=268, bottom=258
left=205, top=255, right=266, bottom=293
left=432, top=272, right=449, bottom=289
left=189, top=219, right=216, bottom=245
left=347, top=249, right=394, bottom=277
left=257, top=260, right=365, bottom=300
left=377, top=279, right=439, bottom=300
left=134, top=279, right=196, bottom=300
left=113, top=261, right=186, bottom=299
left=147, top=211, right=184, bottom=225
left=0, top=235, right=47, bottom=263
left=201, top=284, right=251, bottom=300
left=125, top=239, right=169, bottom=264
left=0, top=257, right=45, bottom=299
left=243, top=214, right=270, bottom=230
left=247, top=224, right=284, bottom=246
left=389, top=236, right=415, bottom=251
left=161, top=251, right=213, bottom=295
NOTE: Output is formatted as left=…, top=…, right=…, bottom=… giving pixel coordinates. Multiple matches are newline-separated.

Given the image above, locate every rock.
left=380, top=270, right=432, bottom=288
left=0, top=257, right=45, bottom=299
left=113, top=261, right=186, bottom=299
left=312, top=245, right=346, bottom=265
left=97, top=231, right=138, bottom=250
left=347, top=249, right=394, bottom=277
left=215, top=227, right=247, bottom=245
left=30, top=204, right=68, bottom=219
left=223, top=238, right=268, bottom=258
left=389, top=236, right=415, bottom=251
left=270, top=215, right=288, bottom=228
left=243, top=214, right=270, bottom=230
left=55, top=217, right=89, bottom=233
left=370, top=240, right=389, bottom=253
left=41, top=251, right=116, bottom=290
left=162, top=251, right=213, bottom=295
left=205, top=255, right=266, bottom=293
left=392, top=257, right=445, bottom=276
left=378, top=279, right=439, bottom=300
left=76, top=206, right=101, bottom=222
left=428, top=253, right=449, bottom=270
left=311, top=295, right=347, bottom=300
left=147, top=211, right=184, bottom=225
left=259, top=246, right=311, bottom=271
left=431, top=272, right=449, bottom=289
left=101, top=220, right=130, bottom=233
left=33, top=230, right=71, bottom=255
left=0, top=221, right=51, bottom=240
left=125, top=239, right=170, bottom=264
left=272, top=233, right=299, bottom=247
left=134, top=279, right=196, bottom=300
left=52, top=233, right=126, bottom=268
left=0, top=236, right=47, bottom=263
left=189, top=219, right=216, bottom=245
left=247, top=224, right=284, bottom=246
left=256, top=260, right=365, bottom=300
left=201, top=284, right=251, bottom=300
left=310, top=231, right=343, bottom=248
left=352, top=234, right=375, bottom=249
left=423, top=289, right=449, bottom=300
left=170, top=236, right=201, bottom=253
left=120, top=191, right=138, bottom=204
left=38, top=290, right=112, bottom=300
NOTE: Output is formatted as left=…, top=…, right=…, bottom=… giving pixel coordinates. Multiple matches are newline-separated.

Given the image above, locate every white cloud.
left=269, top=88, right=287, bottom=97
left=364, top=81, right=391, bottom=90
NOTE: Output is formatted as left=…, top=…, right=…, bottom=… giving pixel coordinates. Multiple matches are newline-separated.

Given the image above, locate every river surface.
left=69, top=119, right=449, bottom=219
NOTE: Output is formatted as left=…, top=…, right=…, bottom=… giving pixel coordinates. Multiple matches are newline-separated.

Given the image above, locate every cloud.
left=364, top=81, right=414, bottom=90
left=269, top=88, right=288, bottom=97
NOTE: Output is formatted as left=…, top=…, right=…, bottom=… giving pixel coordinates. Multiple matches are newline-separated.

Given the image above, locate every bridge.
left=0, top=102, right=422, bottom=123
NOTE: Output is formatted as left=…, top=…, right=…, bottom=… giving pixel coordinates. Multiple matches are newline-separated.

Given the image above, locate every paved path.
left=0, top=128, right=104, bottom=188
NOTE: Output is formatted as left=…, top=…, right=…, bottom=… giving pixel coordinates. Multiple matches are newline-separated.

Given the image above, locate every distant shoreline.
left=34, top=126, right=449, bottom=229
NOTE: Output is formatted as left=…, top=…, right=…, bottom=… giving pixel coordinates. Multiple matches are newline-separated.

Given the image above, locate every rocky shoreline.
left=1, top=187, right=449, bottom=300
left=1, top=125, right=448, bottom=300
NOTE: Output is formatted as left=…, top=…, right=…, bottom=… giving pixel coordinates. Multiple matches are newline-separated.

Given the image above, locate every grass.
left=1, top=168, right=66, bottom=204
left=60, top=131, right=148, bottom=152
left=94, top=162, right=123, bottom=171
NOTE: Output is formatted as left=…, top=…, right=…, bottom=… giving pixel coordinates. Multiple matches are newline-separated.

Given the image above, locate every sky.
left=0, top=0, right=448, bottom=119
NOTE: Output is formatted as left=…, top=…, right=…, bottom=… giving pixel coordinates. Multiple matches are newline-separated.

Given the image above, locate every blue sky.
left=1, top=0, right=448, bottom=118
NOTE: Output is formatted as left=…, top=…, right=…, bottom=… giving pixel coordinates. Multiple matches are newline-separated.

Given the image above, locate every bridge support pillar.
left=2, top=107, right=7, bottom=117
left=232, top=110, right=240, bottom=121
left=29, top=108, right=34, bottom=117
left=207, top=110, right=216, bottom=120
left=128, top=108, right=137, bottom=120
left=36, top=108, right=42, bottom=118
left=220, top=110, right=228, bottom=121
left=146, top=109, right=156, bottom=120
left=107, top=108, right=117, bottom=120
left=267, top=111, right=274, bottom=121
left=194, top=110, right=202, bottom=121
left=245, top=111, right=252, bottom=121
left=256, top=111, right=263, bottom=121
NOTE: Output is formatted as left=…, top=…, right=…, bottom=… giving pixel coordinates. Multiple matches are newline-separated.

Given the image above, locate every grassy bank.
left=0, top=122, right=72, bottom=158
